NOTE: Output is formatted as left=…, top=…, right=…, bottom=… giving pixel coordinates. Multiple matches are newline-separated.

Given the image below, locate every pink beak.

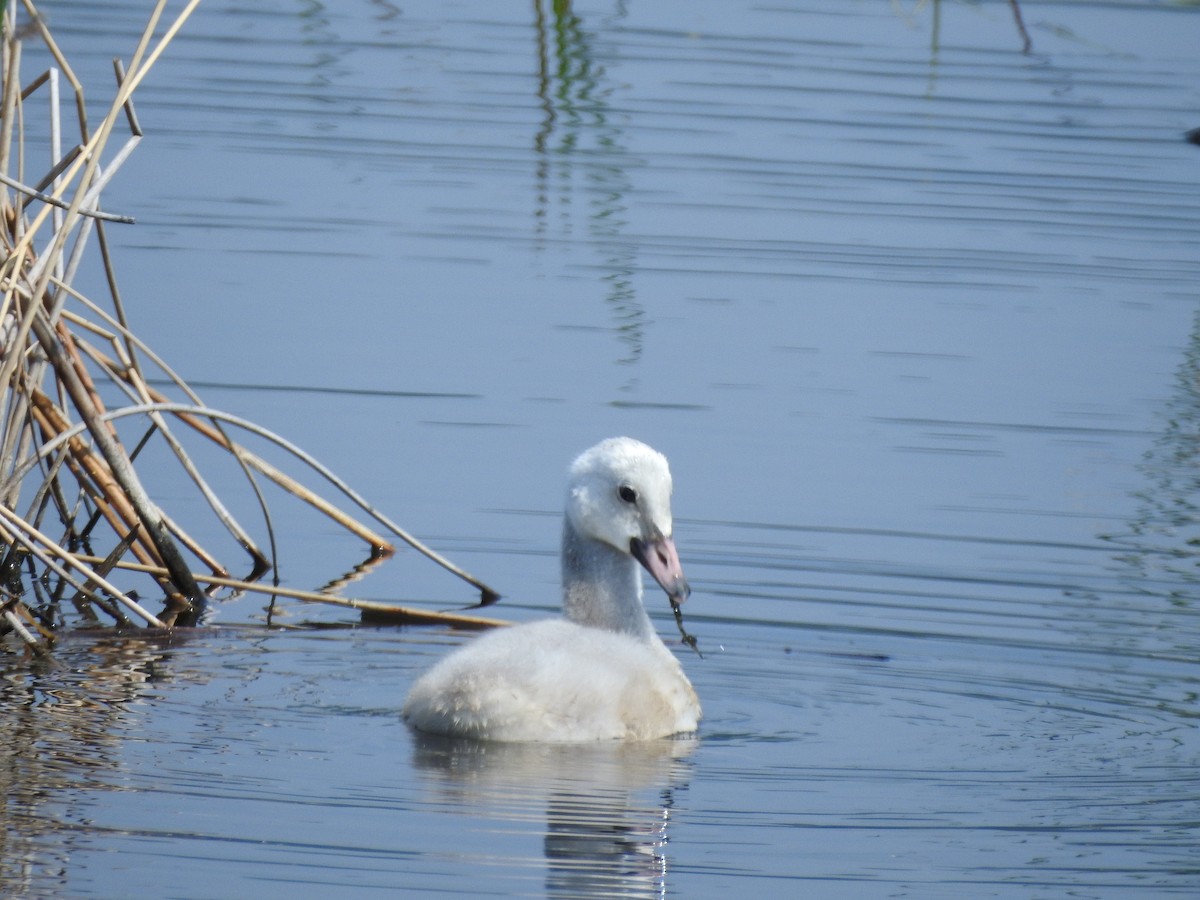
left=631, top=536, right=691, bottom=606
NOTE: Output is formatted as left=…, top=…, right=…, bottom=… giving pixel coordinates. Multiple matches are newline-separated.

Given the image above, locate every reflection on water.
left=412, top=733, right=694, bottom=898
left=533, top=1, right=644, bottom=374
left=6, top=0, right=1200, bottom=896
left=1115, top=308, right=1200, bottom=605
left=0, top=634, right=181, bottom=894
left=915, top=0, right=1033, bottom=61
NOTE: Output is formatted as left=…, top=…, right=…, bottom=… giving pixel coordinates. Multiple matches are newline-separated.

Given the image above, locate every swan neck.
left=561, top=518, right=656, bottom=641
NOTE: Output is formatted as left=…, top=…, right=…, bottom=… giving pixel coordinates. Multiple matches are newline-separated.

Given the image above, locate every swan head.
left=566, top=437, right=691, bottom=605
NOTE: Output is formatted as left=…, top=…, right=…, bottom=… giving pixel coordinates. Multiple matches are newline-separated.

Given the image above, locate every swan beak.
left=631, top=536, right=691, bottom=605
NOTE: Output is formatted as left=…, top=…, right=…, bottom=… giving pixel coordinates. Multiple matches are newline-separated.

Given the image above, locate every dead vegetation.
left=0, top=0, right=502, bottom=656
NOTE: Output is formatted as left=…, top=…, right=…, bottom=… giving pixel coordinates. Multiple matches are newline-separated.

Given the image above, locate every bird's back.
left=402, top=619, right=700, bottom=742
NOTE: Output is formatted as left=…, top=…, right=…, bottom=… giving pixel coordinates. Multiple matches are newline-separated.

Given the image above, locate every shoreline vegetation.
left=0, top=0, right=503, bottom=656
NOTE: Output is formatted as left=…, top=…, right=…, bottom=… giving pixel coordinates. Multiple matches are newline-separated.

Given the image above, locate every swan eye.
left=618, top=484, right=638, bottom=504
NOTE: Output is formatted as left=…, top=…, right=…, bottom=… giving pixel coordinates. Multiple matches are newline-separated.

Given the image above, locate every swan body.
left=403, top=437, right=700, bottom=742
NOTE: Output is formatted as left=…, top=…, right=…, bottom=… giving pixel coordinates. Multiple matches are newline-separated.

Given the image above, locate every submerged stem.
left=671, top=599, right=702, bottom=658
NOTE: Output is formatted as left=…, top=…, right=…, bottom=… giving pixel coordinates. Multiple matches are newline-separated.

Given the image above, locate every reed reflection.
left=411, top=733, right=694, bottom=898
left=0, top=634, right=187, bottom=894
left=532, top=1, right=644, bottom=372
left=1116, top=309, right=1200, bottom=613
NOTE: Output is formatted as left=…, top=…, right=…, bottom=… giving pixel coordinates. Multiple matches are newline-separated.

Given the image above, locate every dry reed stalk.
left=68, top=552, right=508, bottom=629
left=0, top=503, right=166, bottom=627
left=56, top=294, right=274, bottom=574
left=0, top=2, right=503, bottom=653
left=16, top=399, right=499, bottom=601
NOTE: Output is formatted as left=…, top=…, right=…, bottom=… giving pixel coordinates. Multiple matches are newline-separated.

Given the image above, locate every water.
left=3, top=0, right=1199, bottom=896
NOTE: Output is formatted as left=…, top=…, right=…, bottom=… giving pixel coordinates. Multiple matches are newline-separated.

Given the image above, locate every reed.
left=0, top=1, right=501, bottom=653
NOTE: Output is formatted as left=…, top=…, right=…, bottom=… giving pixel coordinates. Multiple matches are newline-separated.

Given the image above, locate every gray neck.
left=561, top=517, right=657, bottom=642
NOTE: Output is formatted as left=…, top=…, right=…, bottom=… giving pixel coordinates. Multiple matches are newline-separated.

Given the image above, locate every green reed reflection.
left=1117, top=310, right=1200, bottom=608
left=532, top=1, right=643, bottom=371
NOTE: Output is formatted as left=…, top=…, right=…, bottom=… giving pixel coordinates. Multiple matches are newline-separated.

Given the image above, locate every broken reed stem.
left=0, top=503, right=166, bottom=627
left=8, top=399, right=502, bottom=608
left=29, top=312, right=203, bottom=623
left=0, top=172, right=134, bottom=222
left=65, top=552, right=507, bottom=629
left=24, top=328, right=204, bottom=619
left=68, top=530, right=138, bottom=626
left=0, top=0, right=196, bottom=387
left=57, top=299, right=274, bottom=574
left=28, top=392, right=167, bottom=574
left=16, top=400, right=499, bottom=602
left=2, top=607, right=49, bottom=656
left=10, top=0, right=196, bottom=255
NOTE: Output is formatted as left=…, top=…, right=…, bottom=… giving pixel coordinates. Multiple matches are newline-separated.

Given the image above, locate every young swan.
left=402, top=437, right=700, bottom=742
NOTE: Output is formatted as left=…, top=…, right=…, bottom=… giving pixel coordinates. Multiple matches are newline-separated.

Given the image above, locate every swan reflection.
left=411, top=734, right=695, bottom=898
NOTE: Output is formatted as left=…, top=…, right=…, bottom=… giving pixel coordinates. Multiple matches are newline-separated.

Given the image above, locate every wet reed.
left=0, top=1, right=501, bottom=654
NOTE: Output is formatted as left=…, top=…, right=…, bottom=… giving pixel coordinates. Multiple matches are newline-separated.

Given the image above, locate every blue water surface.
left=2, top=1, right=1198, bottom=897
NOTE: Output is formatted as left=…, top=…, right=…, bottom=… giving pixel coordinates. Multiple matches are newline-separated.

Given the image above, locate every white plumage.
left=402, top=437, right=700, bottom=742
